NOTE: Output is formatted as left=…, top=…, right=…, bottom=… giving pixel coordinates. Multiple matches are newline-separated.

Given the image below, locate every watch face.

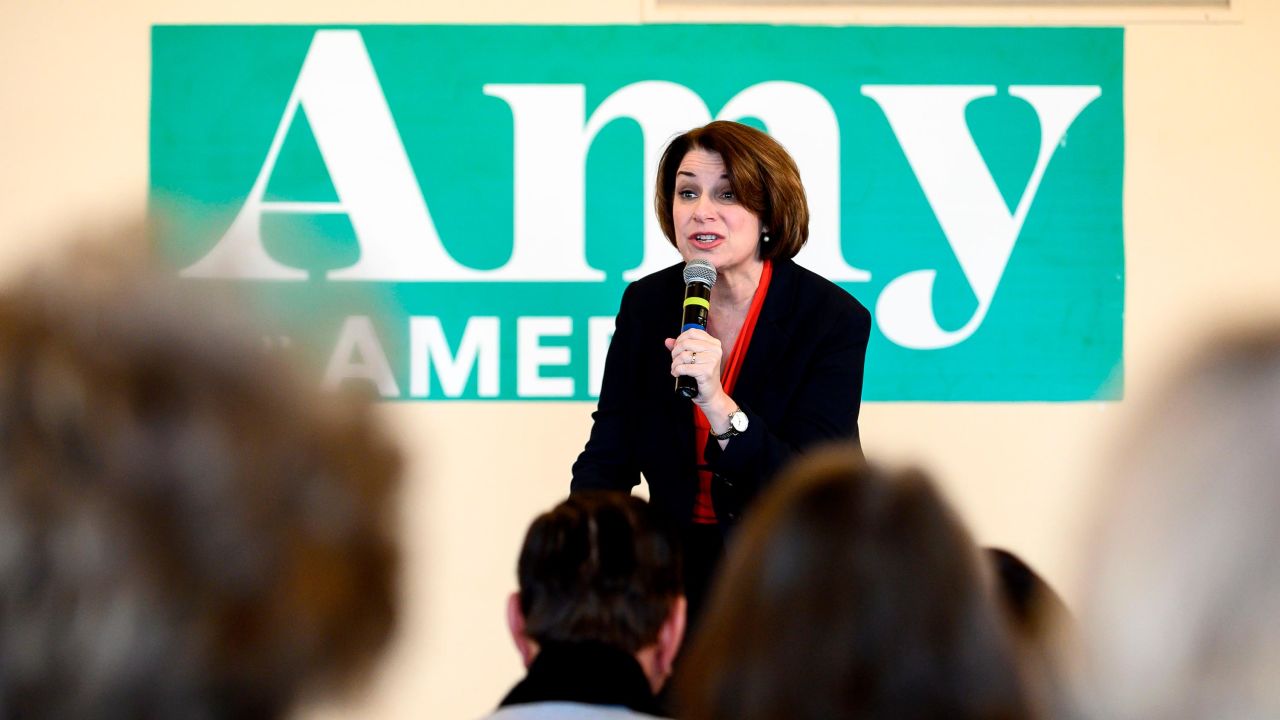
left=731, top=411, right=749, bottom=432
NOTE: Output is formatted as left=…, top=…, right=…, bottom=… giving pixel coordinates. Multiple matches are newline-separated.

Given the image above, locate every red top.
left=692, top=260, right=774, bottom=524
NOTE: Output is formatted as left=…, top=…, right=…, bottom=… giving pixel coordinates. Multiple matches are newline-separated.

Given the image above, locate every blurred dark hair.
left=655, top=120, right=809, bottom=261
left=518, top=492, right=682, bottom=653
left=0, top=234, right=401, bottom=719
left=677, top=446, right=1032, bottom=720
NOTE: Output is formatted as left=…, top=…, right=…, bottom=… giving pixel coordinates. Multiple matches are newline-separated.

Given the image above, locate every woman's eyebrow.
left=675, top=170, right=730, bottom=179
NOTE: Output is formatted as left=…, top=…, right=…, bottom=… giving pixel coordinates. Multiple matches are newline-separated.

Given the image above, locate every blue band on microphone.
left=682, top=322, right=705, bottom=332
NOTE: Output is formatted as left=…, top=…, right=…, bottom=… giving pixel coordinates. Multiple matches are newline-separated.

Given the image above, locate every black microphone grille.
left=683, top=260, right=717, bottom=288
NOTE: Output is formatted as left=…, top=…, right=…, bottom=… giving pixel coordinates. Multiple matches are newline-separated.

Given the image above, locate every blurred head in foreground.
left=0, top=236, right=401, bottom=719
left=677, top=446, right=1031, bottom=720
left=501, top=492, right=684, bottom=713
left=1074, top=326, right=1280, bottom=720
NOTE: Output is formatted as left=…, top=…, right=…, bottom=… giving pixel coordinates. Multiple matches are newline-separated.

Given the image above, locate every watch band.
left=712, top=408, right=745, bottom=441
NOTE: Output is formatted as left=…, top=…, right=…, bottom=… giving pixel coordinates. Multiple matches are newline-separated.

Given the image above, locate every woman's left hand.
left=665, top=328, right=726, bottom=407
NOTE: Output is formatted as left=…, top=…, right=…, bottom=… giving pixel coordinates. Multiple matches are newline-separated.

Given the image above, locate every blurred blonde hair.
left=1075, top=325, right=1280, bottom=720
left=0, top=227, right=401, bottom=719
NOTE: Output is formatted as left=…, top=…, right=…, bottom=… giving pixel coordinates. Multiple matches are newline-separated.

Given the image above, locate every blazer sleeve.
left=570, top=283, right=643, bottom=493
left=705, top=294, right=871, bottom=518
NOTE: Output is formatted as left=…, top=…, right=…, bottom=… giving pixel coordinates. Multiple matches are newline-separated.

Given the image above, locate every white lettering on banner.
left=323, top=316, right=400, bottom=397
left=588, top=316, right=615, bottom=397
left=323, top=315, right=617, bottom=398
left=582, top=82, right=710, bottom=281
left=182, top=29, right=1106, bottom=355
left=409, top=316, right=500, bottom=397
left=197, top=32, right=873, bottom=284
left=474, top=85, right=604, bottom=281
left=488, top=79, right=870, bottom=282
left=517, top=317, right=575, bottom=397
left=482, top=81, right=705, bottom=282
left=862, top=84, right=1102, bottom=350
left=184, top=29, right=487, bottom=281
left=718, top=82, right=871, bottom=282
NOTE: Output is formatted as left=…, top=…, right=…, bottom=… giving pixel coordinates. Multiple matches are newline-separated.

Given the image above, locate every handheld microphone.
left=675, top=260, right=717, bottom=399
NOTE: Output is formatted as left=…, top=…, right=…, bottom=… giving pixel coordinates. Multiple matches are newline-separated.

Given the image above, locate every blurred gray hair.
left=1075, top=327, right=1280, bottom=720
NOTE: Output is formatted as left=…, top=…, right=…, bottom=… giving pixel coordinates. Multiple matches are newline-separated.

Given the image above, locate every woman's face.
left=671, top=148, right=763, bottom=279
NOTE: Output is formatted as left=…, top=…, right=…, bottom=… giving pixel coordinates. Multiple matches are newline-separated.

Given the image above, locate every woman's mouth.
left=690, top=233, right=723, bottom=248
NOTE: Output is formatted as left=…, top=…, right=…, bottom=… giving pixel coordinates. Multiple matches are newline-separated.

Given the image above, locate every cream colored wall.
left=2, top=2, right=1278, bottom=718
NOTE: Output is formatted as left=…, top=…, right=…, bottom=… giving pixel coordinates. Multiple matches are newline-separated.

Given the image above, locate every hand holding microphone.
left=670, top=260, right=722, bottom=401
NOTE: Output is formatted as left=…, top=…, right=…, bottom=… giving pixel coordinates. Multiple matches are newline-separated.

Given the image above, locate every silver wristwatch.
left=712, top=408, right=748, bottom=440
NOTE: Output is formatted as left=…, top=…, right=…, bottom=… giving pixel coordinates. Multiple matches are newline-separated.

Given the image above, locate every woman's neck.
left=711, top=260, right=765, bottom=313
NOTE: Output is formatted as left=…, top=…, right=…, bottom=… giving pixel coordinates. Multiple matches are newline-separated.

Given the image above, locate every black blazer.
left=571, top=258, right=871, bottom=527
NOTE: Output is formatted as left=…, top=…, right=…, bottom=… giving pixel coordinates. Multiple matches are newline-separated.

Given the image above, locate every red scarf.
left=692, top=259, right=773, bottom=524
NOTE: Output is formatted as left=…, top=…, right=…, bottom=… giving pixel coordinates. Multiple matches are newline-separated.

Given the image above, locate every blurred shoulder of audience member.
left=1074, top=326, right=1280, bottom=720
left=677, top=445, right=1033, bottom=720
left=489, top=491, right=684, bottom=720
left=0, top=234, right=401, bottom=719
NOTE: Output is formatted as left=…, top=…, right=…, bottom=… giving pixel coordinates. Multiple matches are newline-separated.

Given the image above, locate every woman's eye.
left=720, top=191, right=736, bottom=201
left=678, top=189, right=697, bottom=199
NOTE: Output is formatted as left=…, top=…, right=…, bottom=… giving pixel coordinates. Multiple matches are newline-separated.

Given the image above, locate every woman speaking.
left=571, top=120, right=871, bottom=616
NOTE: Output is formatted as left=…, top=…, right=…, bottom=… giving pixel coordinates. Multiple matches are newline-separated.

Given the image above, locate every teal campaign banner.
left=150, top=25, right=1123, bottom=401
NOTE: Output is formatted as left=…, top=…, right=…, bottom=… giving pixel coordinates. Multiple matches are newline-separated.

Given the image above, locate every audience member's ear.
left=655, top=595, right=688, bottom=685
left=505, top=592, right=538, bottom=668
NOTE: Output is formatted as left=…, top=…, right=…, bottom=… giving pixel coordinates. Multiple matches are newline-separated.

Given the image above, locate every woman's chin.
left=681, top=247, right=720, bottom=264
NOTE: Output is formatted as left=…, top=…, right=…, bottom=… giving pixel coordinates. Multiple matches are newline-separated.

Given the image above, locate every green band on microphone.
left=684, top=297, right=710, bottom=310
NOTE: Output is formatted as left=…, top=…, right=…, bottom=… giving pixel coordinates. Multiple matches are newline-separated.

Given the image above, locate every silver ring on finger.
left=691, top=351, right=698, bottom=364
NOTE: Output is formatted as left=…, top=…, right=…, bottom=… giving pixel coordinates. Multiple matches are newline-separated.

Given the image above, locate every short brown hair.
left=655, top=121, right=809, bottom=261
left=676, top=447, right=1031, bottom=720
left=518, top=492, right=682, bottom=654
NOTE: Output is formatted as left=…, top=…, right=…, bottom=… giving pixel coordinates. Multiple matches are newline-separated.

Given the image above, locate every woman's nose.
left=693, top=195, right=715, bottom=221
